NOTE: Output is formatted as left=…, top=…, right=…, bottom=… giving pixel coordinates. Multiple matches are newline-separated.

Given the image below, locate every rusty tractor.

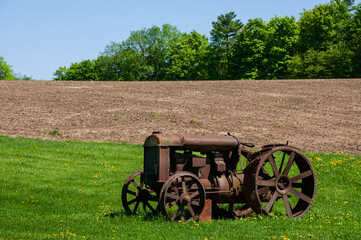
left=122, top=132, right=316, bottom=222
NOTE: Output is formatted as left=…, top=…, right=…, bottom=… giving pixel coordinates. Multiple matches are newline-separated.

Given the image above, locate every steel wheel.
left=244, top=147, right=316, bottom=218
left=122, top=170, right=158, bottom=215
left=159, top=172, right=206, bottom=222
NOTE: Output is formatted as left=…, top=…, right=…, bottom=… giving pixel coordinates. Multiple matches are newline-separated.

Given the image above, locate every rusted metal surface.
left=243, top=147, right=317, bottom=218
left=144, top=132, right=239, bottom=151
left=183, top=134, right=239, bottom=151
left=144, top=132, right=184, bottom=147
left=122, top=132, right=317, bottom=222
left=199, top=199, right=212, bottom=221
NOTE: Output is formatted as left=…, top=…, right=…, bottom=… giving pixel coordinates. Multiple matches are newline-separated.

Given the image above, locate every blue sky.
left=1, top=0, right=359, bottom=80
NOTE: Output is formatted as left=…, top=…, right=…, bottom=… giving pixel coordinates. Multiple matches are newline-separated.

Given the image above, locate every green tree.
left=231, top=16, right=299, bottom=80
left=100, top=24, right=181, bottom=81
left=288, top=46, right=354, bottom=78
left=263, top=16, right=299, bottom=79
left=298, top=0, right=352, bottom=52
left=347, top=3, right=361, bottom=76
left=288, top=0, right=356, bottom=79
left=98, top=41, right=144, bottom=81
left=165, top=31, right=209, bottom=80
left=53, top=60, right=98, bottom=81
left=0, top=57, right=16, bottom=80
left=210, top=12, right=243, bottom=79
left=230, top=18, right=269, bottom=79
left=53, top=67, right=68, bottom=80
left=145, top=24, right=181, bottom=80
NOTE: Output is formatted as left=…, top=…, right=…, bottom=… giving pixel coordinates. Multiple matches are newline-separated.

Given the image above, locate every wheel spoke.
left=146, top=202, right=156, bottom=214
left=187, top=182, right=195, bottom=190
left=289, top=187, right=312, bottom=203
left=257, top=186, right=270, bottom=195
left=171, top=206, right=180, bottom=220
left=187, top=203, right=196, bottom=220
left=143, top=202, right=147, bottom=211
left=290, top=170, right=313, bottom=183
left=127, top=190, right=137, bottom=196
left=283, top=152, right=295, bottom=176
left=189, top=191, right=200, bottom=199
left=191, top=200, right=200, bottom=207
left=257, top=179, right=276, bottom=187
left=127, top=198, right=137, bottom=205
left=171, top=184, right=179, bottom=195
left=279, top=152, right=286, bottom=173
left=166, top=192, right=180, bottom=200
left=282, top=195, right=293, bottom=217
left=236, top=205, right=253, bottom=216
left=182, top=178, right=187, bottom=194
left=265, top=192, right=279, bottom=213
left=132, top=200, right=140, bottom=214
left=131, top=179, right=141, bottom=190
left=268, top=155, right=280, bottom=177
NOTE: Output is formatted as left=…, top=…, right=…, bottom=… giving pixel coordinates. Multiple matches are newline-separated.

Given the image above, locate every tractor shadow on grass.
left=105, top=210, right=162, bottom=221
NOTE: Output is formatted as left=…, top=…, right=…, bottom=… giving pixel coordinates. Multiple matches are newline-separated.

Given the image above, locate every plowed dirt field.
left=1, top=79, right=360, bottom=154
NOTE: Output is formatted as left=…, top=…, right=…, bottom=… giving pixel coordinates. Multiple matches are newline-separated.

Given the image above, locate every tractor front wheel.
left=159, top=172, right=206, bottom=222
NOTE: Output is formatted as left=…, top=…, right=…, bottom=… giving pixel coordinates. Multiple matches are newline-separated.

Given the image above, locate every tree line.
left=49, top=1, right=361, bottom=80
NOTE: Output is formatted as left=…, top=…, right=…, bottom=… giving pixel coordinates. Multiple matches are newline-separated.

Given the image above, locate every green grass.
left=0, top=136, right=360, bottom=239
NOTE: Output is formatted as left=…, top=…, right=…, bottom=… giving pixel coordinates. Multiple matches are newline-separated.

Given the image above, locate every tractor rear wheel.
left=244, top=147, right=316, bottom=218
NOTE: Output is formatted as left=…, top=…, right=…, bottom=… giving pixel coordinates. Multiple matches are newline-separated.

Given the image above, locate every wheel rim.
left=246, top=147, right=316, bottom=218
left=122, top=170, right=158, bottom=215
left=160, top=172, right=205, bottom=222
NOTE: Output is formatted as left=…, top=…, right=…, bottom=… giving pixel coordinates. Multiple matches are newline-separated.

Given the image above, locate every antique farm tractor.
left=122, top=132, right=316, bottom=222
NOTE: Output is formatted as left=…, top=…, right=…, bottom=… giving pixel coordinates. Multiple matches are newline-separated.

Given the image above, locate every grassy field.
left=0, top=136, right=360, bottom=239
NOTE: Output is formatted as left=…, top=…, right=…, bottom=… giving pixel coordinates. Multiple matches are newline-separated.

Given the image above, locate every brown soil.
left=0, top=79, right=360, bottom=155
